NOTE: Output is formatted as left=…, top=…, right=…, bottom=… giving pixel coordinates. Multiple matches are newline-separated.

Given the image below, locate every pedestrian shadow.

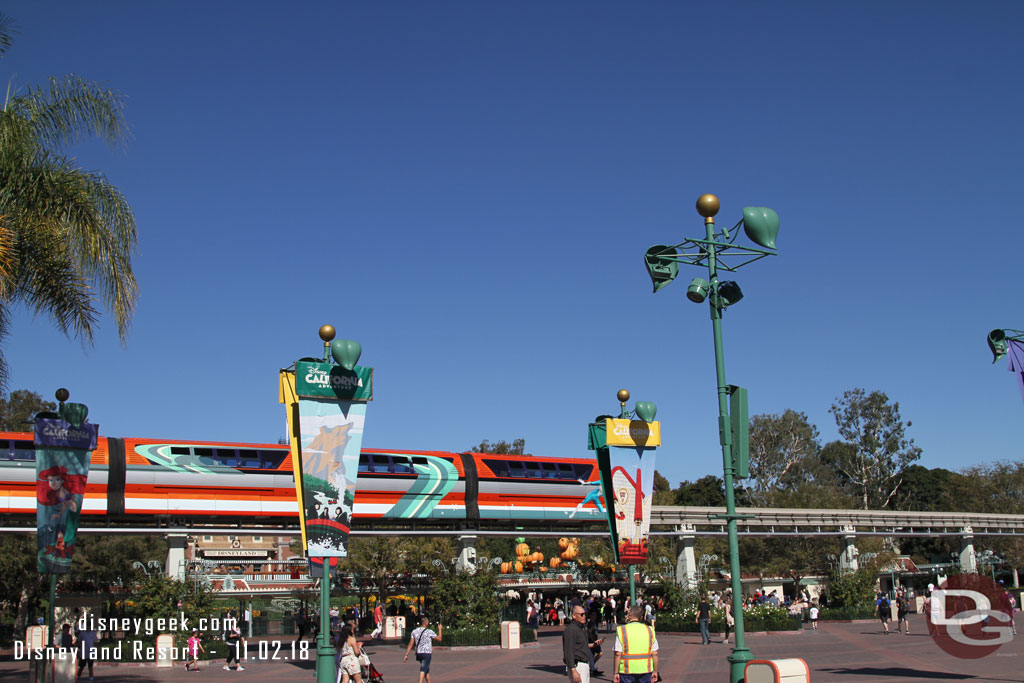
left=525, top=664, right=572, bottom=675
left=819, top=667, right=974, bottom=679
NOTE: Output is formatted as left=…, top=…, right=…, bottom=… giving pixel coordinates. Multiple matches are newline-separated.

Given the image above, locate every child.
left=185, top=629, right=205, bottom=671
left=809, top=603, right=819, bottom=630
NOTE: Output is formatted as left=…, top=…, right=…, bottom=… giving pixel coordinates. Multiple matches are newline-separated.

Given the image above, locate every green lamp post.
left=644, top=193, right=779, bottom=683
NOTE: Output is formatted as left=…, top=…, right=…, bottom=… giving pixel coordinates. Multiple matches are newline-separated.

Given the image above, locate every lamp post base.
left=727, top=647, right=753, bottom=683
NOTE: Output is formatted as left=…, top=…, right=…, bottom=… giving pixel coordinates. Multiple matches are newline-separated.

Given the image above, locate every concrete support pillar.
left=675, top=524, right=697, bottom=589
left=166, top=534, right=188, bottom=580
left=839, top=525, right=859, bottom=573
left=456, top=535, right=478, bottom=573
left=959, top=526, right=978, bottom=574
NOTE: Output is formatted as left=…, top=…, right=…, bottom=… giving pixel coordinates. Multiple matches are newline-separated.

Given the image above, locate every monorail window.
left=482, top=459, right=509, bottom=477
left=171, top=446, right=190, bottom=456
left=371, top=455, right=390, bottom=473
left=237, top=449, right=260, bottom=468
left=259, top=450, right=288, bottom=469
left=557, top=463, right=575, bottom=479
left=358, top=454, right=370, bottom=473
left=525, top=462, right=542, bottom=479
left=541, top=462, right=557, bottom=479
left=392, top=456, right=413, bottom=474
left=13, top=440, right=35, bottom=460
left=574, top=464, right=594, bottom=480
left=508, top=461, right=525, bottom=478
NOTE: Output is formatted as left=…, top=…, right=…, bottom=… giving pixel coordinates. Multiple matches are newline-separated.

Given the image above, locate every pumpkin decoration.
left=539, top=566, right=548, bottom=573
left=550, top=557, right=561, bottom=569
left=558, top=537, right=570, bottom=550
left=501, top=562, right=511, bottom=573
left=515, top=542, right=530, bottom=557
left=561, top=546, right=578, bottom=561
left=514, top=561, right=523, bottom=573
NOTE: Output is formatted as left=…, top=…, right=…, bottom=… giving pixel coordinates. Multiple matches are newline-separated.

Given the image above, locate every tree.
left=652, top=470, right=674, bottom=505
left=747, top=410, right=821, bottom=505
left=825, top=389, right=922, bottom=509
left=428, top=567, right=502, bottom=630
left=0, top=388, right=54, bottom=430
left=0, top=14, right=138, bottom=391
left=467, top=438, right=526, bottom=455
left=672, top=475, right=751, bottom=507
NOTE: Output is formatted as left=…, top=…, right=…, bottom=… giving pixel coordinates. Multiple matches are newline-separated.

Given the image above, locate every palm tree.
left=0, top=14, right=138, bottom=390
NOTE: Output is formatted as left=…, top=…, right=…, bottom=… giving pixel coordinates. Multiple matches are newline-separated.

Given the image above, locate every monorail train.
left=0, top=431, right=607, bottom=523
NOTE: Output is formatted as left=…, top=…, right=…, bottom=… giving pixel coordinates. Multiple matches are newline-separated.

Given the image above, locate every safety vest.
left=616, top=622, right=655, bottom=674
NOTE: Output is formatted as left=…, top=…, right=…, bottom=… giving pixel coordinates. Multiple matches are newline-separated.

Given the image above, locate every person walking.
left=223, top=626, right=245, bottom=671
left=696, top=595, right=712, bottom=645
left=612, top=606, right=659, bottom=683
left=335, top=625, right=363, bottom=683
left=897, top=593, right=910, bottom=634
left=723, top=602, right=735, bottom=643
left=404, top=616, right=442, bottom=683
left=185, top=629, right=205, bottom=671
left=370, top=602, right=384, bottom=639
left=563, top=605, right=592, bottom=683
left=875, top=594, right=891, bottom=635
left=296, top=608, right=308, bottom=643
left=809, top=603, right=819, bottom=631
left=76, top=626, right=98, bottom=683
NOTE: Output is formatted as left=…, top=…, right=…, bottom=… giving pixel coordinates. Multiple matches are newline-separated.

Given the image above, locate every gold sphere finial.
left=696, top=193, right=720, bottom=218
left=55, top=388, right=69, bottom=403
left=617, top=389, right=630, bottom=404
left=318, top=325, right=336, bottom=342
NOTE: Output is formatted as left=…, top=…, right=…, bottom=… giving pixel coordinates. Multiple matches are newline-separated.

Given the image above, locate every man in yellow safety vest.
left=613, top=606, right=660, bottom=683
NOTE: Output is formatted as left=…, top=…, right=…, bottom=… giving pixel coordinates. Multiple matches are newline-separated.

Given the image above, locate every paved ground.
left=2, top=615, right=1022, bottom=682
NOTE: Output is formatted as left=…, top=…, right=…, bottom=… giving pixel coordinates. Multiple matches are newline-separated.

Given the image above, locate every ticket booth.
left=744, top=658, right=810, bottom=683
left=500, top=620, right=521, bottom=649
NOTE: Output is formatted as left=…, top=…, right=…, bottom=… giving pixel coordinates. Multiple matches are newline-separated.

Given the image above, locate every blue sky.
left=4, top=1, right=1023, bottom=489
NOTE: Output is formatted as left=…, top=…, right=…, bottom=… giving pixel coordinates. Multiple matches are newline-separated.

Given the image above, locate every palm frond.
left=0, top=14, right=16, bottom=59
left=7, top=75, right=131, bottom=151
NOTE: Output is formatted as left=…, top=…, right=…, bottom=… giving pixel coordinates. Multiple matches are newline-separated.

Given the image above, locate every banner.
left=34, top=417, right=98, bottom=573
left=296, top=361, right=372, bottom=401
left=295, top=397, right=367, bottom=556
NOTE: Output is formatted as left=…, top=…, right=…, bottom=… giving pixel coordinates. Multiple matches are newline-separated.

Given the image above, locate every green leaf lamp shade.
left=988, top=329, right=1008, bottom=364
left=60, top=402, right=89, bottom=428
left=741, top=207, right=780, bottom=250
left=644, top=245, right=679, bottom=293
left=331, top=339, right=362, bottom=370
left=634, top=401, right=658, bottom=423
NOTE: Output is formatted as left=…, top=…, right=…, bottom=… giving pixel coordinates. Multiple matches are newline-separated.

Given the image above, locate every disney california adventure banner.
left=34, top=416, right=98, bottom=573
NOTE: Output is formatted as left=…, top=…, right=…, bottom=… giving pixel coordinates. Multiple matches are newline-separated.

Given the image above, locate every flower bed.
left=654, top=605, right=802, bottom=633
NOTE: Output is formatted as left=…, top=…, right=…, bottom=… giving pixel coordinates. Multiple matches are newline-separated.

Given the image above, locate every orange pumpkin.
left=501, top=562, right=511, bottom=573
left=562, top=546, right=578, bottom=561
left=539, top=566, right=548, bottom=573
left=535, top=552, right=545, bottom=563
left=550, top=557, right=561, bottom=569
left=514, top=561, right=523, bottom=573
left=515, top=543, right=530, bottom=556
left=558, top=537, right=570, bottom=550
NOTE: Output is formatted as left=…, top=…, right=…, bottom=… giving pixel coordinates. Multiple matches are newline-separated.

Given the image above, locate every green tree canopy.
left=825, top=388, right=922, bottom=509
left=747, top=409, right=822, bottom=505
left=467, top=438, right=526, bottom=455
left=0, top=14, right=138, bottom=391
left=0, top=388, right=54, bottom=430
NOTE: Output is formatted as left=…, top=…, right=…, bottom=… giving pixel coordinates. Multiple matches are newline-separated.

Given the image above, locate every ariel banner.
left=295, top=397, right=366, bottom=556
left=34, top=416, right=99, bottom=573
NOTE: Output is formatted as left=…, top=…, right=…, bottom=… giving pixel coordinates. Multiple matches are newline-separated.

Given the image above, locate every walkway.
left=1, top=616, right=1021, bottom=682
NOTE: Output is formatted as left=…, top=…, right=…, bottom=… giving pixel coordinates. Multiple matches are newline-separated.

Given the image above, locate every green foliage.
left=0, top=389, right=55, bottom=429
left=439, top=625, right=537, bottom=647
left=822, top=560, right=885, bottom=610
left=302, top=475, right=339, bottom=498
left=817, top=604, right=877, bottom=620
left=655, top=604, right=800, bottom=633
left=672, top=475, right=750, bottom=507
left=826, top=388, right=922, bottom=509
left=652, top=470, right=674, bottom=505
left=748, top=409, right=822, bottom=505
left=427, top=568, right=502, bottom=629
left=0, top=15, right=138, bottom=391
left=467, top=438, right=526, bottom=455
left=72, top=534, right=167, bottom=593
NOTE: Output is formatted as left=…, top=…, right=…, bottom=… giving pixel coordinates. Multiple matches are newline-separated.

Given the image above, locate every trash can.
left=744, top=658, right=810, bottom=683
left=500, top=620, right=521, bottom=649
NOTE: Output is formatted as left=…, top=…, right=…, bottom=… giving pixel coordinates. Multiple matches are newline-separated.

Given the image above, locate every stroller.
left=361, top=650, right=385, bottom=683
